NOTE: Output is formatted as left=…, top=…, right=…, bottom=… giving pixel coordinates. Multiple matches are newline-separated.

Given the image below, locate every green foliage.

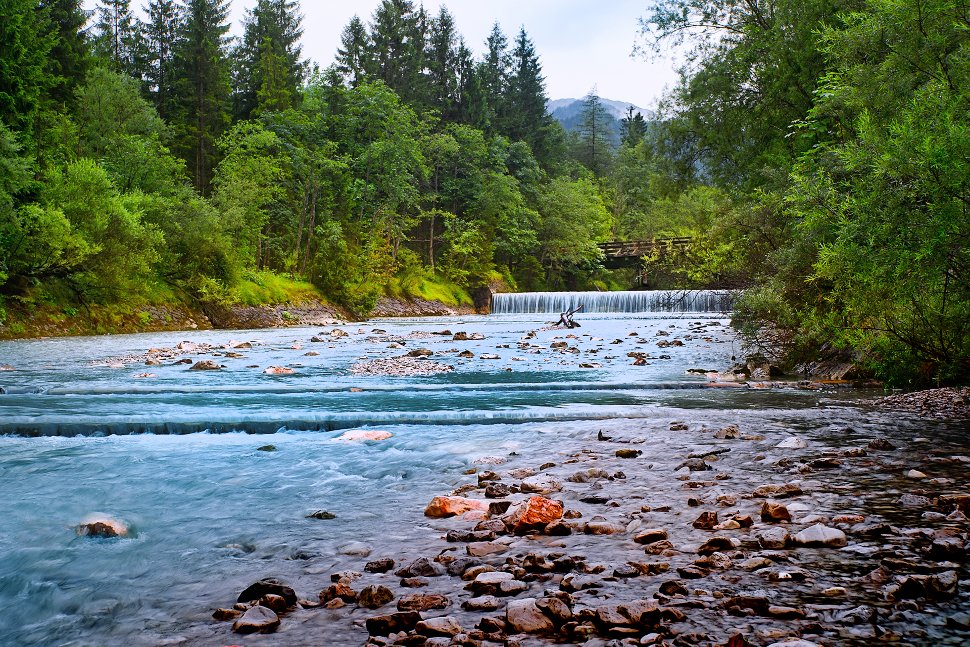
left=536, top=177, right=610, bottom=287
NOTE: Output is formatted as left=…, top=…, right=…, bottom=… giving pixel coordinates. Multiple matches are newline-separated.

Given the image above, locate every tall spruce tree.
left=577, top=91, right=613, bottom=175
left=620, top=106, right=647, bottom=147
left=0, top=0, right=56, bottom=144
left=92, top=0, right=140, bottom=78
left=172, top=0, right=231, bottom=194
left=140, top=0, right=182, bottom=119
left=369, top=0, right=426, bottom=104
left=475, top=23, right=509, bottom=132
left=506, top=28, right=551, bottom=157
left=426, top=6, right=459, bottom=119
left=234, top=0, right=306, bottom=119
left=40, top=0, right=90, bottom=108
left=335, top=15, right=372, bottom=87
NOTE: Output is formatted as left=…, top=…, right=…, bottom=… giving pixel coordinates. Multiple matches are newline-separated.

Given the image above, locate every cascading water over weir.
left=489, top=290, right=737, bottom=314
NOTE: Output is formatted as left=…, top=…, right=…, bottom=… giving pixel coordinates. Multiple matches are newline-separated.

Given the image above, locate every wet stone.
left=693, top=511, right=719, bottom=530
left=365, top=558, right=395, bottom=573
left=761, top=501, right=792, bottom=523
left=634, top=529, right=669, bottom=544
left=397, top=593, right=450, bottom=612
left=395, top=557, right=444, bottom=578
left=232, top=605, right=280, bottom=634
left=365, top=611, right=422, bottom=636
left=358, top=585, right=395, bottom=609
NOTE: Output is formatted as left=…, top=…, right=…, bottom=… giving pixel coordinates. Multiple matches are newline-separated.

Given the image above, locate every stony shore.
left=210, top=413, right=969, bottom=646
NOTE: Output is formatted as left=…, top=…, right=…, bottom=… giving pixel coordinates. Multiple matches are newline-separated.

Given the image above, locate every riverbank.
left=210, top=406, right=970, bottom=646
left=0, top=295, right=480, bottom=341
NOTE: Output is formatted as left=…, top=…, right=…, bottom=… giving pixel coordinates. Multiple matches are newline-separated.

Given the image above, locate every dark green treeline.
left=0, top=0, right=616, bottom=320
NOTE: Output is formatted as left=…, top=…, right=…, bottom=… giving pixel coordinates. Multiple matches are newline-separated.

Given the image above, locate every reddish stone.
left=505, top=496, right=564, bottom=534
left=424, top=496, right=490, bottom=518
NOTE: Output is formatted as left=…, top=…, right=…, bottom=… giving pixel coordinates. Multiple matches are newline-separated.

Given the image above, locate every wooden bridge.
left=598, top=237, right=692, bottom=268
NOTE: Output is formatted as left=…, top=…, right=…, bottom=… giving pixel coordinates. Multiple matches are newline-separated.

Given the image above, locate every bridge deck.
left=598, top=237, right=692, bottom=260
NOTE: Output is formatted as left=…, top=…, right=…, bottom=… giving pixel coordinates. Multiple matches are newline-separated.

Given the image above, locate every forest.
left=0, top=0, right=968, bottom=385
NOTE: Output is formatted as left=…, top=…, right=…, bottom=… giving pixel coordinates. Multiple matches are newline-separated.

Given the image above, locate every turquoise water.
left=0, top=313, right=965, bottom=646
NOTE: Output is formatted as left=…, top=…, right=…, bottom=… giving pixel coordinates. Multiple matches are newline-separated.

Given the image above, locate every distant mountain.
left=548, top=97, right=653, bottom=146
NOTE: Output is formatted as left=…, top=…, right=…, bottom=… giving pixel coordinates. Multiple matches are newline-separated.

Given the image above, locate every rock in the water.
left=584, top=520, right=626, bottom=535
left=467, top=541, right=509, bottom=557
left=677, top=458, right=713, bottom=471
left=263, top=365, right=294, bottom=375
left=190, top=360, right=222, bottom=371
left=232, top=605, right=280, bottom=634
left=776, top=437, right=808, bottom=449
left=504, top=496, right=564, bottom=534
left=792, top=523, right=847, bottom=547
left=697, top=536, right=738, bottom=554
left=616, top=449, right=642, bottom=458
left=463, top=595, right=502, bottom=611
left=898, top=493, right=931, bottom=507
left=506, top=598, right=555, bottom=634
left=336, top=429, right=393, bottom=442
left=634, top=529, right=669, bottom=544
left=753, top=483, right=803, bottom=498
left=758, top=527, right=791, bottom=549
left=237, top=578, right=297, bottom=607
left=395, top=557, right=444, bottom=578
left=715, top=424, right=741, bottom=439
left=519, top=474, right=563, bottom=494
left=357, top=585, right=394, bottom=609
left=415, top=616, right=463, bottom=637
left=397, top=593, right=450, bottom=611
left=693, top=511, right=719, bottom=530
left=364, top=557, right=395, bottom=573
left=366, top=611, right=421, bottom=636
left=306, top=510, right=336, bottom=520
left=75, top=516, right=129, bottom=538
left=424, top=495, right=489, bottom=518
left=761, top=501, right=792, bottom=523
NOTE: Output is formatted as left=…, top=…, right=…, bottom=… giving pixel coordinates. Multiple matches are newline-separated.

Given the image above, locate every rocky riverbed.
left=210, top=414, right=970, bottom=646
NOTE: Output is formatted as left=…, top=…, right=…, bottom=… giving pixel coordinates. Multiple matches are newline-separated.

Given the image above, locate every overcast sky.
left=88, top=1, right=680, bottom=108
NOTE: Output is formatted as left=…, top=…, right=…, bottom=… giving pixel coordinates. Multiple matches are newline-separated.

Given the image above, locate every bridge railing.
left=598, top=237, right=693, bottom=259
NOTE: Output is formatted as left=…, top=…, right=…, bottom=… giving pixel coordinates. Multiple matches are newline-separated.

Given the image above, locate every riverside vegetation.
left=1, top=0, right=968, bottom=385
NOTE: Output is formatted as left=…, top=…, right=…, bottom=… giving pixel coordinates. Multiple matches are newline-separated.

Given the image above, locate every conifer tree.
left=140, top=0, right=182, bottom=119
left=234, top=0, right=306, bottom=119
left=426, top=6, right=459, bottom=119
left=475, top=23, right=509, bottom=132
left=0, top=0, right=55, bottom=143
left=40, top=0, right=91, bottom=108
left=172, top=0, right=231, bottom=195
left=92, top=0, right=140, bottom=78
left=369, top=0, right=426, bottom=104
left=577, top=91, right=614, bottom=175
left=335, top=15, right=372, bottom=87
left=506, top=28, right=551, bottom=156
left=620, top=106, right=647, bottom=147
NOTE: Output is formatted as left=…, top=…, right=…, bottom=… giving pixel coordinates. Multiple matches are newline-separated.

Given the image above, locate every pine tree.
left=40, top=0, right=91, bottom=108
left=335, top=15, right=372, bottom=87
left=234, top=0, right=307, bottom=119
left=506, top=28, right=550, bottom=155
left=92, top=0, right=140, bottom=77
left=140, top=0, right=182, bottom=119
left=172, top=0, right=231, bottom=195
left=620, top=106, right=647, bottom=147
left=369, top=0, right=426, bottom=104
left=577, top=91, right=613, bottom=175
left=475, top=23, right=509, bottom=132
left=0, top=0, right=56, bottom=143
left=426, top=6, right=459, bottom=119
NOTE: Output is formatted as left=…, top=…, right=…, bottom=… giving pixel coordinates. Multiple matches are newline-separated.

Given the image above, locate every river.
left=0, top=294, right=967, bottom=646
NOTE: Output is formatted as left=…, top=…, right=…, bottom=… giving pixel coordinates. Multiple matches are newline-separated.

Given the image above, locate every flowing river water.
left=0, top=294, right=967, bottom=646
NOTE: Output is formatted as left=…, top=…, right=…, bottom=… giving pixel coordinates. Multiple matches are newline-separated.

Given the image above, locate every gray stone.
left=792, top=523, right=847, bottom=547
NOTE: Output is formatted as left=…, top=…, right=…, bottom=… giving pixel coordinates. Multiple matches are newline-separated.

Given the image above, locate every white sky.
left=87, top=1, right=680, bottom=108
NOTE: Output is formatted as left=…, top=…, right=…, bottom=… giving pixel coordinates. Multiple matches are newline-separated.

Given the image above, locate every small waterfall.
left=490, top=290, right=736, bottom=314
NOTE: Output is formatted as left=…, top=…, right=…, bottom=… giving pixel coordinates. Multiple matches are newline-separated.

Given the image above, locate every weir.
left=490, top=290, right=736, bottom=314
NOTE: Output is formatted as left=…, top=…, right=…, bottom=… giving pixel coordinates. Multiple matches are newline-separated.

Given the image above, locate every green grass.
left=233, top=271, right=324, bottom=306
left=386, top=271, right=472, bottom=307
